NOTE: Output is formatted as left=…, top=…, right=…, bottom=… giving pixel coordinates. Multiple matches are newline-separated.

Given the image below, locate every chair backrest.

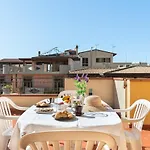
left=20, top=131, right=117, bottom=150
left=0, top=97, right=15, bottom=132
left=58, top=90, right=77, bottom=98
left=131, top=99, right=150, bottom=131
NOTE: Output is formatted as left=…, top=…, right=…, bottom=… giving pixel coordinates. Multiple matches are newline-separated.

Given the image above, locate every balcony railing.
left=0, top=76, right=64, bottom=95
left=1, top=64, right=70, bottom=74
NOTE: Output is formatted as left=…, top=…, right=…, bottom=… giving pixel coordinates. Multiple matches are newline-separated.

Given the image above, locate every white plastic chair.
left=114, top=99, right=150, bottom=150
left=58, top=90, right=77, bottom=98
left=20, top=131, right=117, bottom=150
left=0, top=97, right=29, bottom=150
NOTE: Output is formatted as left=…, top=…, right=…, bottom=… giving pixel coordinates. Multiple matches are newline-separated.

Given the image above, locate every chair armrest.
left=0, top=115, right=20, bottom=120
left=4, top=115, right=20, bottom=120
left=114, top=102, right=138, bottom=113
left=14, top=106, right=29, bottom=111
left=121, top=116, right=145, bottom=123
left=8, top=99, right=29, bottom=111
left=114, top=108, right=130, bottom=112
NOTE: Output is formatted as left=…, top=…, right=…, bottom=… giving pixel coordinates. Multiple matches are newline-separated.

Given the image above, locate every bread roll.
left=54, top=110, right=73, bottom=119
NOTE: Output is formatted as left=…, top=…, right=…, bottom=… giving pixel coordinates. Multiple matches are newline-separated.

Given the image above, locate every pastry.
left=54, top=110, right=73, bottom=120
left=35, top=101, right=49, bottom=107
left=35, top=108, right=54, bottom=114
left=39, top=108, right=53, bottom=112
left=68, top=113, right=73, bottom=118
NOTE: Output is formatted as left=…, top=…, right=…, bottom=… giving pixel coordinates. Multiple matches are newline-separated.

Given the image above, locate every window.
left=82, top=58, right=88, bottom=66
left=105, top=58, right=111, bottom=62
left=96, top=58, right=111, bottom=63
left=96, top=58, right=101, bottom=63
left=119, top=65, right=124, bottom=67
left=24, top=77, right=32, bottom=87
left=0, top=77, right=5, bottom=94
left=54, top=78, right=64, bottom=93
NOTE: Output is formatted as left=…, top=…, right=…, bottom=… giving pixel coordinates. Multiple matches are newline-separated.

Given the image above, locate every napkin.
left=54, top=98, right=63, bottom=104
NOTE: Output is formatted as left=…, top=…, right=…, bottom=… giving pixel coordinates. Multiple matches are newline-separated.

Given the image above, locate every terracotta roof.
left=78, top=49, right=117, bottom=56
left=108, top=66, right=150, bottom=74
left=32, top=55, right=79, bottom=61
left=69, top=68, right=115, bottom=74
left=19, top=58, right=32, bottom=61
left=0, top=59, right=23, bottom=63
left=69, top=66, right=150, bottom=78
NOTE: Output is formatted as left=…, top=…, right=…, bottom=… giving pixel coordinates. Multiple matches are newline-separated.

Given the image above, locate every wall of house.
left=68, top=58, right=74, bottom=71
left=65, top=78, right=115, bottom=107
left=59, top=65, right=70, bottom=73
left=79, top=51, right=113, bottom=68
left=33, top=75, right=53, bottom=88
left=113, top=79, right=125, bottom=109
left=72, top=61, right=81, bottom=70
left=1, top=94, right=57, bottom=107
left=130, top=79, right=150, bottom=125
left=68, top=58, right=81, bottom=71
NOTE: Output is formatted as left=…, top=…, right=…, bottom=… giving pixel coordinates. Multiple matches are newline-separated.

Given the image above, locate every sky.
left=0, top=0, right=150, bottom=63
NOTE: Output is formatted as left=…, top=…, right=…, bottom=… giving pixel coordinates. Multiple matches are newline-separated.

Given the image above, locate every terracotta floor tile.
left=143, top=148, right=150, bottom=150
left=142, top=130, right=150, bottom=148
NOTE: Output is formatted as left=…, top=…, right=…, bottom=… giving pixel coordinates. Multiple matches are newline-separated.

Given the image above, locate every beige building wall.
left=79, top=50, right=113, bottom=68
left=65, top=78, right=114, bottom=107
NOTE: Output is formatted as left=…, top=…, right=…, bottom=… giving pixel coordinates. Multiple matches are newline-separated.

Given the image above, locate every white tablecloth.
left=9, top=105, right=127, bottom=150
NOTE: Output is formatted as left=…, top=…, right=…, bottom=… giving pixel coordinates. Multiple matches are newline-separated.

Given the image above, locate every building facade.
left=0, top=46, right=148, bottom=94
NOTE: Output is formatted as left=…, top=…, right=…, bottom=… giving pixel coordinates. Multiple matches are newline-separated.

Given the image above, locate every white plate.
left=84, top=112, right=108, bottom=117
left=35, top=108, right=54, bottom=114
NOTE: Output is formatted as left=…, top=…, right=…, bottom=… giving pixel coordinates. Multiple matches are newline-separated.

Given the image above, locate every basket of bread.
left=53, top=110, right=74, bottom=121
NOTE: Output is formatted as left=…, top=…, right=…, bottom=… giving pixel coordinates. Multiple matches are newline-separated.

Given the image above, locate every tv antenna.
left=111, top=44, right=116, bottom=52
left=41, top=47, right=61, bottom=55
left=91, top=44, right=99, bottom=50
left=95, top=44, right=99, bottom=49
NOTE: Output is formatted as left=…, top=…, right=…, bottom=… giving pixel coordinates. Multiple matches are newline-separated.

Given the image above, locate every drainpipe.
left=90, top=47, right=93, bottom=68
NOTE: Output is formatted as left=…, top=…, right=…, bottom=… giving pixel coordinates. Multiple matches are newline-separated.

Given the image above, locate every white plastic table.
left=9, top=104, right=127, bottom=150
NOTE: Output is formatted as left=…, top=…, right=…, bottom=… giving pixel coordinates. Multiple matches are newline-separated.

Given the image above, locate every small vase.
left=75, top=105, right=83, bottom=116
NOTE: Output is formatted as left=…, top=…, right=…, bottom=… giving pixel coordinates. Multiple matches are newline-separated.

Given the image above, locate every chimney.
left=75, top=45, right=78, bottom=55
left=38, top=50, right=41, bottom=56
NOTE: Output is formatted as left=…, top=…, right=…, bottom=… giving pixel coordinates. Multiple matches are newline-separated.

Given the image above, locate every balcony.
left=1, top=64, right=70, bottom=74
left=0, top=76, right=64, bottom=94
